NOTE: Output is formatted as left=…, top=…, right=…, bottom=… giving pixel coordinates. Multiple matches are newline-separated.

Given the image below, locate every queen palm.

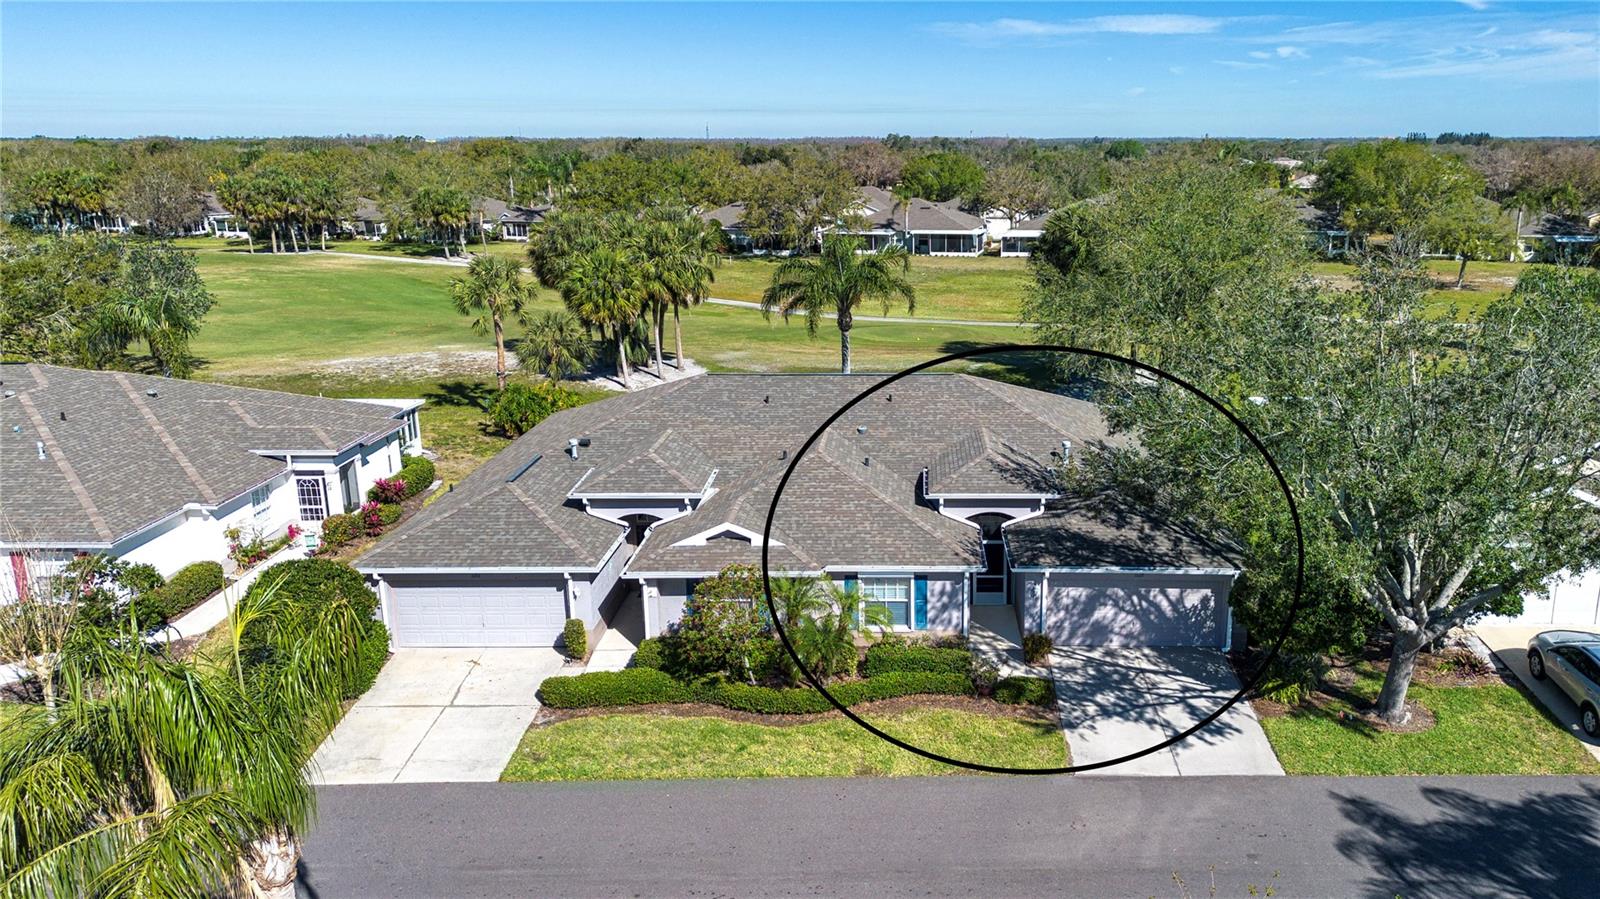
left=450, top=254, right=530, bottom=390
left=559, top=246, right=645, bottom=387
left=0, top=578, right=372, bottom=899
left=761, top=234, right=915, bottom=374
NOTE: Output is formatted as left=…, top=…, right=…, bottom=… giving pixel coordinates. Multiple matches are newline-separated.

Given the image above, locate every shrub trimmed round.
left=1021, top=634, right=1054, bottom=666
left=398, top=456, right=436, bottom=498
left=318, top=513, right=361, bottom=549
left=632, top=637, right=667, bottom=670
left=538, top=669, right=694, bottom=708
left=377, top=503, right=403, bottom=526
left=562, top=618, right=588, bottom=660
left=863, top=644, right=971, bottom=677
left=994, top=675, right=1055, bottom=707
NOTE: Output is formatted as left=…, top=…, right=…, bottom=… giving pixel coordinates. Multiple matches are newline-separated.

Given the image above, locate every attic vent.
left=36, top=441, right=45, bottom=460
left=144, top=388, right=158, bottom=398
left=779, top=449, right=788, bottom=460
left=1, top=390, right=14, bottom=398
left=763, top=394, right=770, bottom=404
left=857, top=426, right=867, bottom=435
left=566, top=436, right=591, bottom=460
left=507, top=453, right=543, bottom=483
left=706, top=529, right=752, bottom=544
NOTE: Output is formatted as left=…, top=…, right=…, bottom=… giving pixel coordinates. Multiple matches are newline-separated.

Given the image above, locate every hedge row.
left=537, top=668, right=972, bottom=714
left=863, top=644, right=972, bottom=678
left=346, top=620, right=391, bottom=700
left=147, top=561, right=226, bottom=619
left=993, top=676, right=1055, bottom=707
left=398, top=455, right=436, bottom=498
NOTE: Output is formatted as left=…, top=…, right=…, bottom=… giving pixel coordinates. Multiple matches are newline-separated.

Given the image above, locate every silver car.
left=1527, top=630, right=1600, bottom=737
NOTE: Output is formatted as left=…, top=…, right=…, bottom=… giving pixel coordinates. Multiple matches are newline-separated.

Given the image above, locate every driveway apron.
left=1052, top=647, right=1284, bottom=776
left=312, top=648, right=565, bottom=785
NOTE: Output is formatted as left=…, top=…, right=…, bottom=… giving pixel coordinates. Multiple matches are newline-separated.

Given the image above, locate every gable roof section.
left=0, top=364, right=411, bottom=547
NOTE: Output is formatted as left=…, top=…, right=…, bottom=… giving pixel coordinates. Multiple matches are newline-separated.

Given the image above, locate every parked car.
left=1527, top=630, right=1600, bottom=737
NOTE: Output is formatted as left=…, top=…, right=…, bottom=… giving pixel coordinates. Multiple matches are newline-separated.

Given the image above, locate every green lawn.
left=501, top=709, right=1066, bottom=781
left=1309, top=258, right=1530, bottom=319
left=713, top=255, right=1032, bottom=322
left=1258, top=664, right=1600, bottom=776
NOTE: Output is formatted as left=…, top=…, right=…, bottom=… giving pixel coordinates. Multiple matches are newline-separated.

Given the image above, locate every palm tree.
left=517, top=308, right=593, bottom=381
left=892, top=182, right=917, bottom=252
left=450, top=254, right=530, bottom=390
left=770, top=577, right=892, bottom=683
left=0, top=578, right=373, bottom=899
left=559, top=246, right=645, bottom=388
left=760, top=234, right=915, bottom=374
left=664, top=210, right=721, bottom=371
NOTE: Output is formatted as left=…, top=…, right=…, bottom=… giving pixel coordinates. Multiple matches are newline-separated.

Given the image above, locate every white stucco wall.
left=1477, top=565, right=1600, bottom=628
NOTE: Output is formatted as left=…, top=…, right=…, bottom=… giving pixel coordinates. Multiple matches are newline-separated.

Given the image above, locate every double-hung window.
left=296, top=475, right=328, bottom=522
left=859, top=576, right=912, bottom=628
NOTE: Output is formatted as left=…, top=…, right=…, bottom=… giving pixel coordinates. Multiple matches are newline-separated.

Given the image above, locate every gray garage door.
left=1041, top=573, right=1229, bottom=648
left=389, top=584, right=566, bottom=647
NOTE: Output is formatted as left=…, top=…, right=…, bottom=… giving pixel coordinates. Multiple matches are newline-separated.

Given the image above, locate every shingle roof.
left=0, top=364, right=411, bottom=546
left=1520, top=212, right=1598, bottom=239
left=354, top=197, right=384, bottom=223
left=359, top=374, right=1132, bottom=576
left=847, top=187, right=984, bottom=233
left=1005, top=494, right=1242, bottom=570
left=1294, top=202, right=1345, bottom=232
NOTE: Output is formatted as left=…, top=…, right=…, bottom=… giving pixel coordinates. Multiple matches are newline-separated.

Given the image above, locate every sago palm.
left=0, top=576, right=372, bottom=899
left=450, top=254, right=530, bottom=390
left=761, top=234, right=915, bottom=373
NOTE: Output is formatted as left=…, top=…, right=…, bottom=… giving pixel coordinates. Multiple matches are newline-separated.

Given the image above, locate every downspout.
left=1039, top=570, right=1049, bottom=635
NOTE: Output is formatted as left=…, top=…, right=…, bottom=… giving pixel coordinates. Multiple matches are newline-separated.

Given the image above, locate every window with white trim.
left=296, top=476, right=328, bottom=522
left=250, top=484, right=272, bottom=524
left=859, top=576, right=911, bottom=627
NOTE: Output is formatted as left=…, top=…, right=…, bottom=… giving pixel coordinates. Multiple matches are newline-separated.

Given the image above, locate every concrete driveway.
left=1052, top=647, right=1284, bottom=776
left=1473, top=625, right=1600, bottom=763
left=312, top=648, right=565, bottom=784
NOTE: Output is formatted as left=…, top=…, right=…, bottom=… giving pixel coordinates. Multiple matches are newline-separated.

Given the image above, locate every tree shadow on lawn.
left=422, top=379, right=494, bottom=411
left=1333, top=781, right=1600, bottom=899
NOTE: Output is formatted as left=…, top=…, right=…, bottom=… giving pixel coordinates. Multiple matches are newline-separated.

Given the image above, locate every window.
left=859, top=576, right=911, bottom=627
left=296, top=476, right=328, bottom=522
left=250, top=484, right=272, bottom=524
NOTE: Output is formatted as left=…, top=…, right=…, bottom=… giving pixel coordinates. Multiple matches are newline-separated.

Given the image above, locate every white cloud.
left=1248, top=50, right=1273, bottom=60
left=1215, top=59, right=1272, bottom=70
left=1275, top=45, right=1309, bottom=59
left=1126, top=87, right=1148, bottom=97
left=1168, top=65, right=1186, bottom=75
left=1458, top=0, right=1490, bottom=10
left=928, top=15, right=1224, bottom=44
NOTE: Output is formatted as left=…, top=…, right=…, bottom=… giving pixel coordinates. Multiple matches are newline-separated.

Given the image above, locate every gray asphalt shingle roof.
left=1005, top=495, right=1243, bottom=570
left=359, top=374, right=1142, bottom=576
left=0, top=364, right=410, bottom=546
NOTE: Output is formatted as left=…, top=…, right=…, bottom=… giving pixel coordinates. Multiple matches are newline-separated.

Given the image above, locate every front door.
left=972, top=514, right=1010, bottom=605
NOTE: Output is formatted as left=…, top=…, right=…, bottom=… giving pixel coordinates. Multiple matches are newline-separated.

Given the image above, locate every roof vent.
left=59, top=411, right=67, bottom=422
left=886, top=393, right=892, bottom=403
left=779, top=449, right=788, bottom=460
left=857, top=425, right=867, bottom=435
left=145, top=388, right=158, bottom=398
left=2, top=390, right=14, bottom=398
left=763, top=394, right=770, bottom=404
left=36, top=441, right=45, bottom=461
left=566, top=436, right=591, bottom=460
left=863, top=456, right=871, bottom=467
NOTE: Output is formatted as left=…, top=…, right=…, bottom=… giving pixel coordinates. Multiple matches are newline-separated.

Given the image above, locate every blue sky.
left=3, top=2, right=1596, bottom=138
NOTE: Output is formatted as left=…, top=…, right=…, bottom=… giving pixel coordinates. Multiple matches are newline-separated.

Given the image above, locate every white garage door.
left=1040, top=573, right=1230, bottom=648
left=389, top=584, right=566, bottom=647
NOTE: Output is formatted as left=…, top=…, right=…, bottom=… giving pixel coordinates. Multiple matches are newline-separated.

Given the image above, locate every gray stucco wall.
left=646, top=577, right=691, bottom=637
left=923, top=572, right=964, bottom=632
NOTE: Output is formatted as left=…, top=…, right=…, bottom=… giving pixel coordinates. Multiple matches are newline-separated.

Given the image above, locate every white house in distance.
left=834, top=187, right=988, bottom=256
left=0, top=363, right=423, bottom=601
left=997, top=214, right=1049, bottom=257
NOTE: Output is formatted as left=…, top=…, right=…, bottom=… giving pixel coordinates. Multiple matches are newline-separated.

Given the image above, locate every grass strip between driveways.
left=1257, top=664, right=1600, bottom=776
left=500, top=708, right=1066, bottom=781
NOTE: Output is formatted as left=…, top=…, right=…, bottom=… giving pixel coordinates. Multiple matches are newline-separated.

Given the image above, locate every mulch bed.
left=535, top=693, right=1057, bottom=729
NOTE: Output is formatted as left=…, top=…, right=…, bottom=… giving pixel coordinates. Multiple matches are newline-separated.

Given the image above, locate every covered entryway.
left=385, top=575, right=567, bottom=647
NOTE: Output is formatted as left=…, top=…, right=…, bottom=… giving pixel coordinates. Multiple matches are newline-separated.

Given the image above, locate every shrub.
left=148, top=561, right=226, bottom=619
left=319, top=513, right=361, bottom=549
left=346, top=620, right=391, bottom=699
left=562, top=618, right=588, bottom=660
left=673, top=572, right=767, bottom=679
left=358, top=501, right=385, bottom=537
left=994, top=676, right=1055, bottom=707
left=377, top=503, right=404, bottom=526
left=706, top=671, right=972, bottom=714
left=398, top=456, right=436, bottom=498
left=120, top=562, right=165, bottom=596
left=487, top=381, right=583, bottom=438
left=537, top=669, right=695, bottom=708
left=970, top=660, right=1000, bottom=697
left=245, top=558, right=378, bottom=619
left=367, top=477, right=407, bottom=505
left=1022, top=633, right=1054, bottom=666
left=632, top=636, right=668, bottom=670
left=1254, top=653, right=1327, bottom=706
left=863, top=643, right=971, bottom=677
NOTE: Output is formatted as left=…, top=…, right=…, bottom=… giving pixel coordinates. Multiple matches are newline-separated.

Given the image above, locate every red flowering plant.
left=368, top=477, right=407, bottom=505
left=359, top=501, right=385, bottom=537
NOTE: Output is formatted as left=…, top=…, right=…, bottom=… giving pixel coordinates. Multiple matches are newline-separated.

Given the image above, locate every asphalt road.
left=297, top=775, right=1600, bottom=898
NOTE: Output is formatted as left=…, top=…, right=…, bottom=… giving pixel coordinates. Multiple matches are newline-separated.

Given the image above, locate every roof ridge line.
left=112, top=372, right=220, bottom=505
left=963, top=376, right=1070, bottom=435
